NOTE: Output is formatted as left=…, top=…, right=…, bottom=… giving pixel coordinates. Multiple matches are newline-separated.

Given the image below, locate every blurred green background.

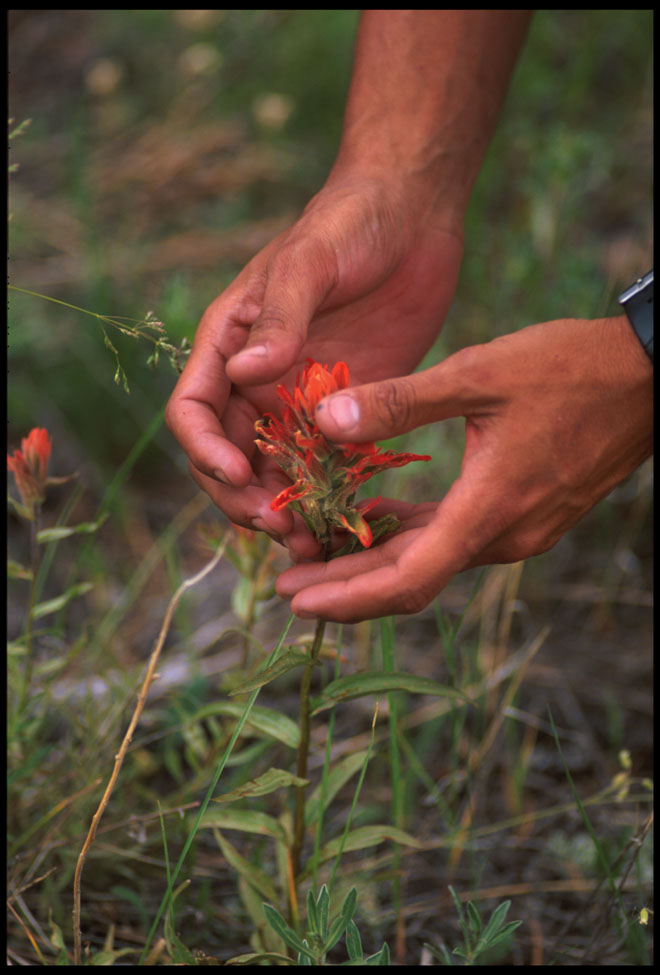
left=8, top=9, right=653, bottom=491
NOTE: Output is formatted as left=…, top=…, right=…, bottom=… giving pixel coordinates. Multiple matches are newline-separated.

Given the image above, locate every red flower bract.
left=254, top=360, right=430, bottom=548
left=7, top=427, right=52, bottom=517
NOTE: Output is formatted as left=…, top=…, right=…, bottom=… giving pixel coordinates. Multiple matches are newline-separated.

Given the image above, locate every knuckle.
left=254, top=303, right=292, bottom=337
left=371, top=377, right=418, bottom=432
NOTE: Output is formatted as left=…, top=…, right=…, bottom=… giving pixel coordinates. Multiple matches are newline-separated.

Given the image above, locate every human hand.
left=276, top=314, right=653, bottom=622
left=165, top=173, right=463, bottom=555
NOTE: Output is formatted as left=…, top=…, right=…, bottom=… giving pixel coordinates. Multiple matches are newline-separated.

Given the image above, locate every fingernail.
left=323, top=394, right=360, bottom=432
left=234, top=344, right=268, bottom=360
left=214, top=468, right=230, bottom=485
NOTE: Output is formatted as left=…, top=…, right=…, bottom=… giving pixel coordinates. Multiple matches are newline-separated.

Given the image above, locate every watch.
left=618, top=269, right=653, bottom=363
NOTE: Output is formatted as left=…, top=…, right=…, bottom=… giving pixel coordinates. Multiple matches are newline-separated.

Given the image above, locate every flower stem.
left=291, top=615, right=326, bottom=888
left=19, top=510, right=40, bottom=714
left=290, top=543, right=330, bottom=915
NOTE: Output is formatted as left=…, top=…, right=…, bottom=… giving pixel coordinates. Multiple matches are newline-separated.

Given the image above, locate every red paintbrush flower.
left=254, top=360, right=430, bottom=549
left=7, top=427, right=52, bottom=519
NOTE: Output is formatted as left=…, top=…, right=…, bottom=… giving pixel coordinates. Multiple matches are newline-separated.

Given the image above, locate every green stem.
left=291, top=615, right=327, bottom=891
left=20, top=509, right=40, bottom=714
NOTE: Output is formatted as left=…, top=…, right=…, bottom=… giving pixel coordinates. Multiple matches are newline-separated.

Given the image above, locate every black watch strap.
left=618, top=269, right=653, bottom=364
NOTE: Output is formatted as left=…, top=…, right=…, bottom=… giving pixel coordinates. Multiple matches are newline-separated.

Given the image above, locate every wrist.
left=608, top=314, right=654, bottom=385
left=332, top=154, right=468, bottom=239
left=331, top=10, right=532, bottom=238
left=618, top=269, right=653, bottom=363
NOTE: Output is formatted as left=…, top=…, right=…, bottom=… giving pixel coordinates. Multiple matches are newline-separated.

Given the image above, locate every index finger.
left=165, top=311, right=254, bottom=488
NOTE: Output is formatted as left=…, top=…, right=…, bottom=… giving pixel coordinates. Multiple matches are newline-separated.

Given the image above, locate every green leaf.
left=199, top=807, right=287, bottom=843
left=482, top=920, right=522, bottom=951
left=230, top=647, right=310, bottom=694
left=192, top=701, right=300, bottom=749
left=48, top=911, right=69, bottom=965
left=7, top=493, right=31, bottom=520
left=223, top=740, right=271, bottom=768
left=448, top=885, right=469, bottom=943
left=312, top=825, right=421, bottom=868
left=214, top=830, right=278, bottom=904
left=298, top=942, right=313, bottom=965
left=466, top=899, right=482, bottom=936
left=37, top=515, right=108, bottom=543
left=263, top=903, right=316, bottom=961
left=317, top=884, right=330, bottom=942
left=311, top=672, right=470, bottom=714
left=212, top=767, right=309, bottom=804
left=365, top=942, right=390, bottom=965
left=423, top=941, right=453, bottom=965
left=325, top=913, right=350, bottom=953
left=32, top=582, right=94, bottom=619
left=225, top=951, right=296, bottom=965
left=7, top=559, right=32, bottom=580
left=346, top=919, right=363, bottom=961
left=305, top=751, right=369, bottom=826
left=478, top=899, right=511, bottom=943
left=89, top=948, right=136, bottom=965
left=306, top=887, right=319, bottom=935
left=164, top=880, right=198, bottom=965
left=340, top=886, right=358, bottom=923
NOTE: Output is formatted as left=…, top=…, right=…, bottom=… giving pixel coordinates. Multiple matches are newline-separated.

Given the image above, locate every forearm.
left=333, top=10, right=533, bottom=233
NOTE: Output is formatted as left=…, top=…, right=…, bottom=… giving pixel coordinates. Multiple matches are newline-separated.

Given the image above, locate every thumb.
left=315, top=354, right=478, bottom=443
left=226, top=236, right=336, bottom=385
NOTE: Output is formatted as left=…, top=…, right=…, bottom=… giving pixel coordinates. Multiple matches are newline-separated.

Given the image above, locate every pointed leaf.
left=306, top=888, right=319, bottom=935
left=230, top=647, right=310, bottom=694
left=365, top=942, right=390, bottom=965
left=192, top=701, right=299, bottom=749
left=214, top=831, right=278, bottom=904
left=340, top=886, right=358, bottom=923
left=298, top=941, right=313, bottom=965
left=199, top=808, right=286, bottom=843
left=262, top=904, right=315, bottom=960
left=164, top=880, right=197, bottom=965
left=305, top=751, right=369, bottom=825
left=225, top=951, right=295, bottom=966
left=8, top=559, right=32, bottom=580
left=423, top=941, right=453, bottom=965
left=32, top=582, right=94, bottom=619
left=482, top=920, right=522, bottom=951
left=37, top=515, right=108, bottom=543
left=212, top=767, right=309, bottom=804
left=448, top=886, right=469, bottom=943
left=346, top=919, right=363, bottom=961
left=325, top=913, right=350, bottom=953
left=311, top=825, right=421, bottom=869
left=466, top=900, right=482, bottom=936
left=311, top=672, right=470, bottom=714
left=317, top=884, right=330, bottom=942
left=479, top=899, right=512, bottom=943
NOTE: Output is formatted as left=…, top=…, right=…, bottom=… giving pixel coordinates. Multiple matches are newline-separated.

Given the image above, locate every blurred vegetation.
left=8, top=9, right=652, bottom=506
left=7, top=10, right=653, bottom=967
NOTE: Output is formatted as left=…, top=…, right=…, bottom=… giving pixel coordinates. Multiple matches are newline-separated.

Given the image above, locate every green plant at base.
left=424, top=886, right=522, bottom=965
left=227, top=885, right=390, bottom=965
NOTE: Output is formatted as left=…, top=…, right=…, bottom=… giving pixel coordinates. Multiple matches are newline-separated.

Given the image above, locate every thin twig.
left=72, top=537, right=227, bottom=965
